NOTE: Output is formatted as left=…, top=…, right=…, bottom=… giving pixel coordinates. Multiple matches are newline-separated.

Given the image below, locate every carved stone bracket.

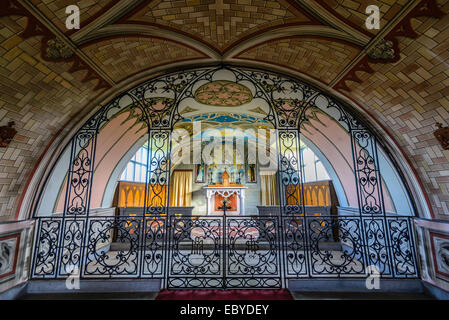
left=0, top=121, right=17, bottom=148
left=45, top=38, right=74, bottom=59
left=367, top=39, right=396, bottom=60
left=434, top=123, right=449, bottom=150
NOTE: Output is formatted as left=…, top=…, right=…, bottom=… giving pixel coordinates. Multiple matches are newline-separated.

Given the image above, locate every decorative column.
left=240, top=189, right=245, bottom=216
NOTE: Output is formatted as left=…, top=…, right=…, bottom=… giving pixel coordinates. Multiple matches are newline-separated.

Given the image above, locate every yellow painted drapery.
left=286, top=181, right=331, bottom=206
left=260, top=172, right=279, bottom=205
left=117, top=181, right=167, bottom=207
left=169, top=170, right=193, bottom=207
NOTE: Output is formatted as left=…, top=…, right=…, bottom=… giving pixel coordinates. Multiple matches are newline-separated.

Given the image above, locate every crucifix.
left=218, top=198, right=231, bottom=216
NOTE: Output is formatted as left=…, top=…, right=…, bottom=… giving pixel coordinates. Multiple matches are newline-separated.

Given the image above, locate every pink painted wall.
left=302, top=118, right=358, bottom=207
left=303, top=113, right=394, bottom=211
left=55, top=112, right=146, bottom=212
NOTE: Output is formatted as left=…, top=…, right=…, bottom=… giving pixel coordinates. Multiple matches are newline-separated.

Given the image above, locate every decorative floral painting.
left=0, top=233, right=20, bottom=281
left=430, top=232, right=449, bottom=282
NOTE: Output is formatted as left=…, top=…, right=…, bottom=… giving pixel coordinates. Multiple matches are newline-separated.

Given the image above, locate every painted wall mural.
left=181, top=112, right=268, bottom=125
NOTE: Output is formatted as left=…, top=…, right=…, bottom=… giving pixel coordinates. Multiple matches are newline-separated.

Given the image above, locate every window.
left=120, top=144, right=149, bottom=183
left=300, top=145, right=330, bottom=182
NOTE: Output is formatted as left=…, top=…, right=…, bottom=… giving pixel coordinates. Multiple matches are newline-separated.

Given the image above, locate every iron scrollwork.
left=352, top=130, right=385, bottom=215
left=387, top=218, right=417, bottom=277
left=226, top=217, right=280, bottom=288
left=145, top=130, right=171, bottom=215
left=278, top=130, right=303, bottom=215
left=32, top=218, right=61, bottom=277
left=64, top=130, right=96, bottom=216
left=168, top=217, right=223, bottom=288
left=83, top=217, right=141, bottom=277
left=142, top=216, right=167, bottom=277
left=30, top=214, right=419, bottom=282
left=282, top=216, right=308, bottom=277
left=58, top=219, right=85, bottom=277
left=308, top=216, right=365, bottom=276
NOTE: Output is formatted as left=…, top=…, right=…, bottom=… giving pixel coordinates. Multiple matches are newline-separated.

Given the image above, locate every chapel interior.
left=0, top=0, right=449, bottom=300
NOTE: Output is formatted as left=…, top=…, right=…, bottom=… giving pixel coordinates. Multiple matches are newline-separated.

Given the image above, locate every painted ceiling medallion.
left=194, top=81, right=253, bottom=107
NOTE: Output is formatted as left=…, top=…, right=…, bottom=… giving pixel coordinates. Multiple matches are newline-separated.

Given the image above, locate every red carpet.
left=156, top=289, right=293, bottom=300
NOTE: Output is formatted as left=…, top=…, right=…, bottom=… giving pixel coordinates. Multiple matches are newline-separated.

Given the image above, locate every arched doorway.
left=30, top=65, right=418, bottom=289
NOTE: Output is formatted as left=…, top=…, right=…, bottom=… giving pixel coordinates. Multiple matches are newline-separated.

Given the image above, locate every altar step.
left=14, top=280, right=434, bottom=300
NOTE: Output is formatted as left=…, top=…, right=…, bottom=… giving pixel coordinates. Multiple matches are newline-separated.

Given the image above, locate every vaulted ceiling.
left=0, top=0, right=448, bottom=220
left=3, top=0, right=432, bottom=91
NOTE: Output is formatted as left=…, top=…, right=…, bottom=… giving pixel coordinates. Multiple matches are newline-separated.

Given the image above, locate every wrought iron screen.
left=31, top=214, right=418, bottom=287
left=30, top=65, right=419, bottom=288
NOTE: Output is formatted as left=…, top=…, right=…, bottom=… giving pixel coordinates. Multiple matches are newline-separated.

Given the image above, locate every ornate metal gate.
left=167, top=216, right=281, bottom=289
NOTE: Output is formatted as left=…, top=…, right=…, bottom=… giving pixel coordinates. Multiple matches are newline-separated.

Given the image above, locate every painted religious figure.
left=195, top=163, right=206, bottom=183
left=246, top=164, right=257, bottom=183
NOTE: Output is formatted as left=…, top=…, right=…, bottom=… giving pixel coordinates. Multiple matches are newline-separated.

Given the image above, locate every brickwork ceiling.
left=30, top=0, right=116, bottom=33
left=82, top=36, right=206, bottom=82
left=236, top=37, right=361, bottom=84
left=322, top=0, right=409, bottom=34
left=122, top=0, right=316, bottom=51
left=0, top=0, right=448, bottom=221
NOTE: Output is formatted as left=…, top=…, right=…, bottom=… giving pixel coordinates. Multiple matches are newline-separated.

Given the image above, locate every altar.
left=204, top=186, right=247, bottom=215
left=203, top=169, right=247, bottom=215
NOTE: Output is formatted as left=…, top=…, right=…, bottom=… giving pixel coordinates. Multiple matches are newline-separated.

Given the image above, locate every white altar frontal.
left=204, top=186, right=247, bottom=215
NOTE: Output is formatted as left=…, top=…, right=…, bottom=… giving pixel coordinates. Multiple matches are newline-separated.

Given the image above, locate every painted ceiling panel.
left=180, top=112, right=269, bottom=124
left=194, top=80, right=253, bottom=106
